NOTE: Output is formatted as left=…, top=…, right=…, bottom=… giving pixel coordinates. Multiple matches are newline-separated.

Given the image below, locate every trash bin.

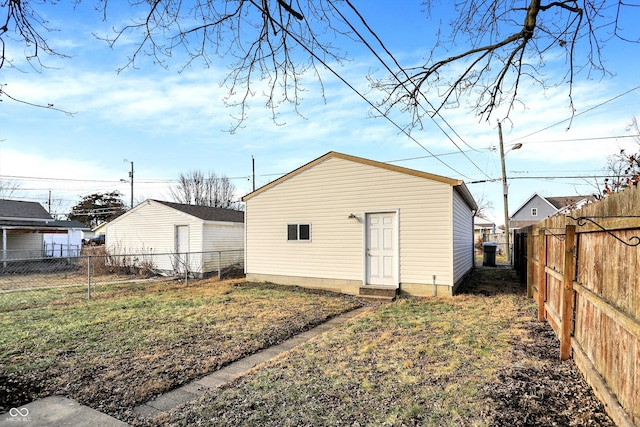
left=482, top=242, right=497, bottom=267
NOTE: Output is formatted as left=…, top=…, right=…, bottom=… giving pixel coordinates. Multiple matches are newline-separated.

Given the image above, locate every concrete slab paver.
left=145, top=388, right=198, bottom=412
left=178, top=382, right=210, bottom=395
left=0, top=396, right=129, bottom=427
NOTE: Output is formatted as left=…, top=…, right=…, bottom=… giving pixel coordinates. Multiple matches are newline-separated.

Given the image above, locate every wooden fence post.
left=560, top=224, right=576, bottom=360
left=537, top=229, right=547, bottom=322
left=527, top=228, right=534, bottom=299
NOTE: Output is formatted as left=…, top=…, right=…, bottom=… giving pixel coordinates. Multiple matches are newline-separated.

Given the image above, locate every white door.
left=366, top=212, right=396, bottom=286
left=175, top=225, right=189, bottom=273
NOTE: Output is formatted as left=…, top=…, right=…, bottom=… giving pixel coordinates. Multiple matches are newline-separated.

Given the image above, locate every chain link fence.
left=0, top=249, right=244, bottom=312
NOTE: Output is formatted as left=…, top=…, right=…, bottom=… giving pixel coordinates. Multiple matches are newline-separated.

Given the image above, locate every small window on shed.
left=531, top=208, right=538, bottom=217
left=287, top=224, right=311, bottom=241
left=299, top=224, right=310, bottom=240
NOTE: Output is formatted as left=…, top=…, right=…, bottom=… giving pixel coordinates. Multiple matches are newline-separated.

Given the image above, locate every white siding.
left=202, top=222, right=244, bottom=252
left=4, top=233, right=43, bottom=258
left=106, top=201, right=204, bottom=254
left=105, top=200, right=244, bottom=275
left=245, top=156, right=456, bottom=287
left=202, top=222, right=245, bottom=271
left=452, top=189, right=474, bottom=285
left=105, top=201, right=204, bottom=272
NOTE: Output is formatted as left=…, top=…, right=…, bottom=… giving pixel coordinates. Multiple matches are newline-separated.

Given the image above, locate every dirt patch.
left=463, top=267, right=614, bottom=426
left=485, top=321, right=614, bottom=426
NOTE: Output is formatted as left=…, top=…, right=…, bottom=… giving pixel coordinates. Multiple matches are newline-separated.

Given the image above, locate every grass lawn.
left=152, top=269, right=613, bottom=427
left=2, top=270, right=614, bottom=426
left=154, top=294, right=522, bottom=426
left=0, top=279, right=362, bottom=419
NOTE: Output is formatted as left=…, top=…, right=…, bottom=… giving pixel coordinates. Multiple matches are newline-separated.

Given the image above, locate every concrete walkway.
left=0, top=396, right=128, bottom=427
left=1, top=306, right=370, bottom=427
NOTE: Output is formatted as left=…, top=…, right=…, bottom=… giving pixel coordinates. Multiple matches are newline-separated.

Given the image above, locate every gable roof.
left=510, top=193, right=556, bottom=218
left=152, top=200, right=244, bottom=223
left=510, top=192, right=595, bottom=218
left=0, top=199, right=53, bottom=221
left=545, top=195, right=596, bottom=210
left=474, top=218, right=495, bottom=228
left=242, top=151, right=478, bottom=210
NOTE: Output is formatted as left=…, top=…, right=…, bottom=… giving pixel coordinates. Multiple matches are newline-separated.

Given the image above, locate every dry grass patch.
left=0, top=280, right=361, bottom=420
left=155, top=269, right=613, bottom=426
left=155, top=292, right=527, bottom=426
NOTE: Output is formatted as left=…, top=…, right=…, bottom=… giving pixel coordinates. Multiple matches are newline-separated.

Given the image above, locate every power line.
left=0, top=175, right=251, bottom=184
left=335, top=0, right=490, bottom=180
left=512, top=134, right=640, bottom=145
left=0, top=175, right=123, bottom=183
left=247, top=0, right=472, bottom=180
left=510, top=85, right=640, bottom=142
left=386, top=148, right=492, bottom=163
left=467, top=174, right=637, bottom=184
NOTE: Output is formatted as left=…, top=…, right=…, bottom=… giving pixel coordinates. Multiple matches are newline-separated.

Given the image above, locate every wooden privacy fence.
left=515, top=185, right=640, bottom=427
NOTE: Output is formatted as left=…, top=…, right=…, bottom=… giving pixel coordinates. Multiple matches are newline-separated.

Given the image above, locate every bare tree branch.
left=93, top=0, right=349, bottom=132
left=0, top=84, right=75, bottom=115
left=1, top=0, right=638, bottom=127
left=0, top=178, right=20, bottom=199
left=375, top=0, right=636, bottom=126
left=169, top=170, right=241, bottom=209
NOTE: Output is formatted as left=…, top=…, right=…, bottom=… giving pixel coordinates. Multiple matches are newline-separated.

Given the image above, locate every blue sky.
left=1, top=1, right=639, bottom=224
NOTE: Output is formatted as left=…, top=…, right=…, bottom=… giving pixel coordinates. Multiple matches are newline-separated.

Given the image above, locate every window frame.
left=287, top=223, right=311, bottom=242
left=531, top=207, right=538, bottom=217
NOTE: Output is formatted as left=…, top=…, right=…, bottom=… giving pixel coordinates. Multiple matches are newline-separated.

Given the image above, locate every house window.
left=531, top=208, right=538, bottom=217
left=287, top=224, right=311, bottom=241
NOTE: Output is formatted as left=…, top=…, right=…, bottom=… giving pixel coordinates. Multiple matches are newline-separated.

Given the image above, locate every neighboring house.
left=105, top=199, right=244, bottom=277
left=510, top=193, right=596, bottom=229
left=474, top=217, right=495, bottom=243
left=86, top=221, right=110, bottom=242
left=43, top=220, right=90, bottom=257
left=241, top=151, right=478, bottom=297
left=0, top=199, right=73, bottom=260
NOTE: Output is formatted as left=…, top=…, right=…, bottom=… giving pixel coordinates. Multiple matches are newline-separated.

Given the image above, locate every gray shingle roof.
left=50, top=220, right=91, bottom=229
left=152, top=200, right=244, bottom=223
left=0, top=199, right=53, bottom=220
left=545, top=195, right=595, bottom=210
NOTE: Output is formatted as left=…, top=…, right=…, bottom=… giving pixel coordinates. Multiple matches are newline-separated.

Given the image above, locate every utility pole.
left=129, top=161, right=134, bottom=209
left=252, top=156, right=255, bottom=192
left=498, top=122, right=511, bottom=264
left=124, top=159, right=134, bottom=209
left=498, top=123, right=523, bottom=264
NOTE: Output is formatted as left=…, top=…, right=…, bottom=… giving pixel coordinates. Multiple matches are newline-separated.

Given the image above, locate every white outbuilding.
left=105, top=199, right=244, bottom=277
left=242, top=152, right=477, bottom=297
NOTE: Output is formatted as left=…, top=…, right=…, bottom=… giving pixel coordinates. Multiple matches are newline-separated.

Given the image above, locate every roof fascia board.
left=454, top=182, right=478, bottom=211
left=0, top=225, right=71, bottom=231
left=0, top=216, right=52, bottom=223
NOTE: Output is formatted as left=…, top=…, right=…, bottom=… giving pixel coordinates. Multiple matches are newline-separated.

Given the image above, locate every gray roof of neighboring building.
left=49, top=220, right=91, bottom=230
left=153, top=200, right=244, bottom=223
left=545, top=195, right=595, bottom=210
left=0, top=199, right=53, bottom=220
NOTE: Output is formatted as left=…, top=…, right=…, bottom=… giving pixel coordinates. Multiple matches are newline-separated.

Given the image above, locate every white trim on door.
left=363, top=210, right=399, bottom=287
